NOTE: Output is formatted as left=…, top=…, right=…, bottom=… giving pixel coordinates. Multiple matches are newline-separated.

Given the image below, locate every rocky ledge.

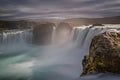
left=90, top=23, right=104, bottom=27
left=81, top=30, right=120, bottom=76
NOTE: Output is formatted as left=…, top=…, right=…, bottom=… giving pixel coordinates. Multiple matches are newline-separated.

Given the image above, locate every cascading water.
left=0, top=29, right=33, bottom=45
left=51, top=26, right=56, bottom=44
left=0, top=29, right=33, bottom=54
left=0, top=24, right=120, bottom=80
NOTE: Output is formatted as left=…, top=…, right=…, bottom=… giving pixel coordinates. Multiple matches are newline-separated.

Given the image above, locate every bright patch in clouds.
left=47, top=17, right=66, bottom=20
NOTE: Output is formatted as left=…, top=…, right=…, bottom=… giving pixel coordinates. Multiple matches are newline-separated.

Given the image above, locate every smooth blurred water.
left=0, top=24, right=120, bottom=80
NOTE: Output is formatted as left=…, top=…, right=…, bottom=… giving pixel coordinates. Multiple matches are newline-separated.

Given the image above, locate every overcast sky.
left=0, top=0, right=120, bottom=21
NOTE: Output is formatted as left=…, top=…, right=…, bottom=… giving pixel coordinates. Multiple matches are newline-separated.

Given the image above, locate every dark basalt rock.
left=90, top=23, right=104, bottom=28
left=81, top=31, right=120, bottom=76
left=0, top=20, right=34, bottom=30
left=33, top=23, right=55, bottom=45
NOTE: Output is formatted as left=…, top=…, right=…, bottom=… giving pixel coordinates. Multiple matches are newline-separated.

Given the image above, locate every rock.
left=90, top=23, right=104, bottom=28
left=33, top=22, right=55, bottom=45
left=0, top=20, right=35, bottom=30
left=33, top=22, right=72, bottom=45
left=81, top=31, right=120, bottom=76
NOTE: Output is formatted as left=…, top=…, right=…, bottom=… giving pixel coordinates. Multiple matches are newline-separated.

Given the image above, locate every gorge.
left=0, top=22, right=120, bottom=80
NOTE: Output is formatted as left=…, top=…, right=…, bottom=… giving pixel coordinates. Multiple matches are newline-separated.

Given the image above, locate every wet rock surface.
left=90, top=23, right=104, bottom=28
left=33, top=23, right=55, bottom=45
left=81, top=31, right=120, bottom=76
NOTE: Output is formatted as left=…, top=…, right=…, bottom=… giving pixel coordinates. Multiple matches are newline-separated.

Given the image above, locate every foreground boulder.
left=81, top=31, right=120, bottom=76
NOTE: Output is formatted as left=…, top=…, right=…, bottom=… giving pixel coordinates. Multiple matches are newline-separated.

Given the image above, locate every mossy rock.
left=81, top=31, right=120, bottom=76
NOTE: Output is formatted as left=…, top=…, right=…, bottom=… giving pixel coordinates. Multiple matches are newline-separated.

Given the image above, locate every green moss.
left=97, top=62, right=106, bottom=67
left=117, top=43, right=120, bottom=48
left=0, top=28, right=7, bottom=30
left=81, top=31, right=120, bottom=76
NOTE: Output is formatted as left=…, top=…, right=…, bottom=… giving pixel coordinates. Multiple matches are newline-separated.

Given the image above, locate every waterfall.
left=51, top=26, right=56, bottom=44
left=32, top=25, right=119, bottom=80
left=75, top=27, right=89, bottom=47
left=0, top=24, right=120, bottom=80
left=70, top=27, right=75, bottom=41
left=0, top=29, right=33, bottom=45
left=72, top=25, right=119, bottom=52
left=0, top=29, right=33, bottom=53
left=0, top=24, right=119, bottom=46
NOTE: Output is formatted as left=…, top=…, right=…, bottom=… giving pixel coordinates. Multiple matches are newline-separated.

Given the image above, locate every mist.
left=0, top=24, right=120, bottom=80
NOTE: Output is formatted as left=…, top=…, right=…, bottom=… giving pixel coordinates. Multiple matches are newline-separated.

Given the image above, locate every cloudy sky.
left=0, top=0, right=120, bottom=21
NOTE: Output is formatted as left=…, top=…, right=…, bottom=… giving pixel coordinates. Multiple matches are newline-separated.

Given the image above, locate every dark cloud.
left=0, top=0, right=120, bottom=20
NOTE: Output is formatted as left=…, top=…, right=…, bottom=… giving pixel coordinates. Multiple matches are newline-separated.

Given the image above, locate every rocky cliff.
left=33, top=22, right=55, bottom=45
left=81, top=30, right=120, bottom=76
left=0, top=20, right=35, bottom=30
left=32, top=22, right=72, bottom=45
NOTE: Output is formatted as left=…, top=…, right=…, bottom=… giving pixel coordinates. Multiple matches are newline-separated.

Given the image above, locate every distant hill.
left=64, top=16, right=120, bottom=26
left=0, top=20, right=36, bottom=30
left=0, top=16, right=120, bottom=30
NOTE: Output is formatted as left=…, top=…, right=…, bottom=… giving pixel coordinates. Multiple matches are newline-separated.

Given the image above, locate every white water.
left=0, top=24, right=120, bottom=80
left=51, top=26, right=56, bottom=44
left=0, top=29, right=33, bottom=53
left=0, top=29, right=32, bottom=45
